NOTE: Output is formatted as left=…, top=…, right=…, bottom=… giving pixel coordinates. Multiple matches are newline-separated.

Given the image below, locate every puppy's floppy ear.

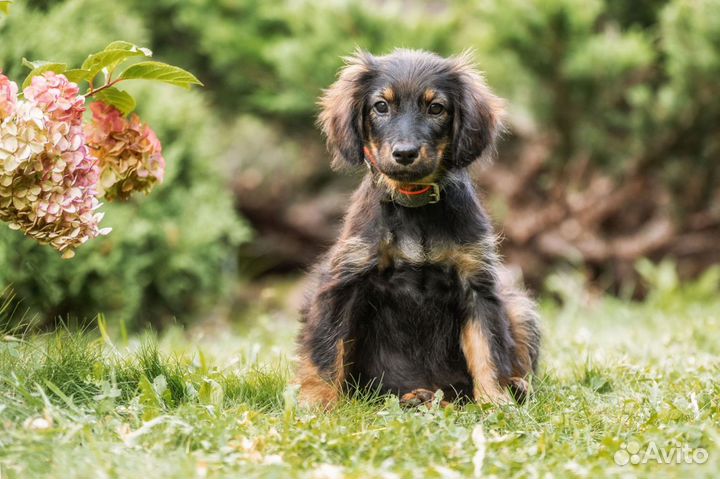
left=450, top=52, right=505, bottom=169
left=318, top=50, right=376, bottom=169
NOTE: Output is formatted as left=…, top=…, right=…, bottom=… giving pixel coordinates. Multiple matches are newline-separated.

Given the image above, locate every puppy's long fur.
left=296, top=49, right=540, bottom=407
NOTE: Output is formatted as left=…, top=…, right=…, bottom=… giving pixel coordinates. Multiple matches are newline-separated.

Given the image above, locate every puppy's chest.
left=376, top=231, right=492, bottom=281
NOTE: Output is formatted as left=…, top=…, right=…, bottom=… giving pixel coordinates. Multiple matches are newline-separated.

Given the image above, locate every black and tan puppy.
left=296, top=49, right=540, bottom=408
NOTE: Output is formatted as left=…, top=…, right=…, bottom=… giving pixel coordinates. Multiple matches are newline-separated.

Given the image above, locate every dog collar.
left=363, top=147, right=442, bottom=208
left=382, top=182, right=441, bottom=207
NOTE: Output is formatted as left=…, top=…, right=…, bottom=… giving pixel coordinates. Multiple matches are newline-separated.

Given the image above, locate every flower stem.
left=86, top=78, right=123, bottom=98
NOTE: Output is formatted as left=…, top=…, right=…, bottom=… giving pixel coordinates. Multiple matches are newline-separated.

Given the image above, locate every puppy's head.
left=318, top=49, right=504, bottom=183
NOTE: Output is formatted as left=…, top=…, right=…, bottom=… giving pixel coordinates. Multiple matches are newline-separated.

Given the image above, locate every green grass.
left=1, top=277, right=719, bottom=478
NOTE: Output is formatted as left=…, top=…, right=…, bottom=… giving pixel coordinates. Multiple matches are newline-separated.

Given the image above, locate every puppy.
left=296, top=49, right=540, bottom=408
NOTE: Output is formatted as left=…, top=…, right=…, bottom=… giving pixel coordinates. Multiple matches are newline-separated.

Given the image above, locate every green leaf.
left=97, top=313, right=114, bottom=347
left=93, top=87, right=136, bottom=115
left=63, top=69, right=91, bottom=83
left=119, top=61, right=203, bottom=89
left=198, top=378, right=223, bottom=409
left=104, top=40, right=153, bottom=57
left=22, top=58, right=61, bottom=70
left=21, top=59, right=67, bottom=89
left=81, top=47, right=151, bottom=81
left=138, top=375, right=162, bottom=421
left=44, top=380, right=81, bottom=413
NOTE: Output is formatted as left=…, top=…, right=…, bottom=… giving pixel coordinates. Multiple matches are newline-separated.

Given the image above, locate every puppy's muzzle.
left=392, top=142, right=420, bottom=166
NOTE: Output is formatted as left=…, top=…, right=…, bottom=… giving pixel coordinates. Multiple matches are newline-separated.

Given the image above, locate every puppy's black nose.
left=392, top=143, right=419, bottom=166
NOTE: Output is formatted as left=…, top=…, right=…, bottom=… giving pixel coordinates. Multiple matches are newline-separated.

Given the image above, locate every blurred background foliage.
left=0, top=0, right=718, bottom=328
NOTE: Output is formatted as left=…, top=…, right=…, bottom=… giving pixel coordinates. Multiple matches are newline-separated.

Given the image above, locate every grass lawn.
left=1, top=274, right=719, bottom=478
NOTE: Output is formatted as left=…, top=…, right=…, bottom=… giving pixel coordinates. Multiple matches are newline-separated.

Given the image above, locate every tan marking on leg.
left=508, top=306, right=533, bottom=376
left=296, top=340, right=347, bottom=409
left=502, top=286, right=540, bottom=378
left=461, top=320, right=510, bottom=404
left=296, top=357, right=338, bottom=408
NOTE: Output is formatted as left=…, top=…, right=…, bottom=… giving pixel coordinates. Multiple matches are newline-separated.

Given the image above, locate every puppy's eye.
left=428, top=103, right=444, bottom=115
left=373, top=101, right=389, bottom=114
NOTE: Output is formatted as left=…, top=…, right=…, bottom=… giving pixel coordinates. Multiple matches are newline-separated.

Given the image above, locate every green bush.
left=0, top=1, right=249, bottom=328
left=0, top=0, right=148, bottom=79
left=130, top=0, right=457, bottom=123
left=454, top=0, right=719, bottom=211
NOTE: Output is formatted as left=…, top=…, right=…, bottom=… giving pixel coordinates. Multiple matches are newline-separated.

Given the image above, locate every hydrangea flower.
left=85, top=102, right=165, bottom=201
left=23, top=71, right=85, bottom=124
left=0, top=91, right=47, bottom=173
left=0, top=72, right=110, bottom=258
left=0, top=71, right=18, bottom=120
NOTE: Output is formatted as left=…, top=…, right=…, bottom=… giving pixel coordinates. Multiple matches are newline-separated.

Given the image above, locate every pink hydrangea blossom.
left=0, top=97, right=47, bottom=173
left=0, top=72, right=110, bottom=257
left=1, top=71, right=170, bottom=256
left=23, top=71, right=85, bottom=125
left=85, top=102, right=165, bottom=201
left=0, top=71, right=18, bottom=120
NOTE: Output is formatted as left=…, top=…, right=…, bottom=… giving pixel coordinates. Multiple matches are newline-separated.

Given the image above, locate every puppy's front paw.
left=400, top=388, right=450, bottom=409
left=474, top=385, right=512, bottom=405
left=508, top=376, right=532, bottom=404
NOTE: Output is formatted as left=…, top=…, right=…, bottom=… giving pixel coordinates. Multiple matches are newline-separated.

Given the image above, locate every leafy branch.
left=22, top=41, right=202, bottom=115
